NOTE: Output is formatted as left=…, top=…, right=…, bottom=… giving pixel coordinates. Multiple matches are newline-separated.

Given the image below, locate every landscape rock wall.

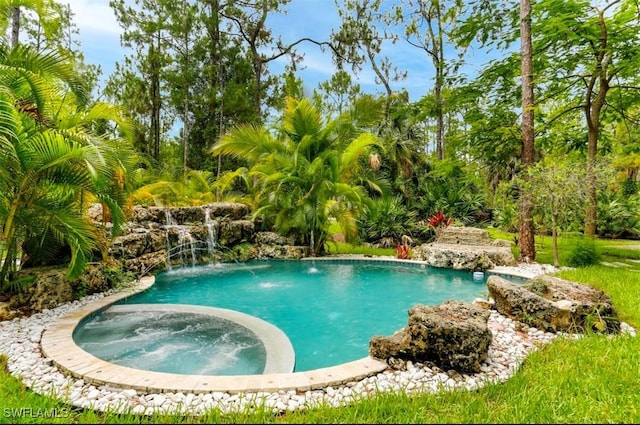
left=3, top=203, right=306, bottom=317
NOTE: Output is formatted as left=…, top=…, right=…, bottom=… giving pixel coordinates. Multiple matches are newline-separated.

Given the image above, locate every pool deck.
left=40, top=273, right=388, bottom=394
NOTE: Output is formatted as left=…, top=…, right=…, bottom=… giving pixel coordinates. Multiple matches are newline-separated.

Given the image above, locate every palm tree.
left=0, top=0, right=60, bottom=48
left=381, top=94, right=426, bottom=181
left=0, top=42, right=136, bottom=290
left=212, top=97, right=381, bottom=256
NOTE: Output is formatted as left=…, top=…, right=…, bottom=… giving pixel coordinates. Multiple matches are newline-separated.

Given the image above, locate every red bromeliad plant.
left=395, top=243, right=412, bottom=259
left=427, top=211, right=453, bottom=238
left=395, top=234, right=413, bottom=259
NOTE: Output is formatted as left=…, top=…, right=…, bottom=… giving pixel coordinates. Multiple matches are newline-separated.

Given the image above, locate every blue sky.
left=66, top=0, right=493, bottom=103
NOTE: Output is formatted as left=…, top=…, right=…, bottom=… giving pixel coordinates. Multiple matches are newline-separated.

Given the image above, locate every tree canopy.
left=1, top=0, right=640, bottom=289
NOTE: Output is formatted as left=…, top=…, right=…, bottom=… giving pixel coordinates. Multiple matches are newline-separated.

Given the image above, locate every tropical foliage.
left=1, top=2, right=640, bottom=423
left=357, top=196, right=420, bottom=247
left=0, top=41, right=136, bottom=290
left=213, top=97, right=381, bottom=255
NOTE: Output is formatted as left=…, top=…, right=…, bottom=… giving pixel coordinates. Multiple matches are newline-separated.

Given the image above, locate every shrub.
left=596, top=191, right=640, bottom=239
left=413, top=159, right=489, bottom=226
left=567, top=239, right=601, bottom=267
left=395, top=244, right=412, bottom=259
left=358, top=197, right=419, bottom=245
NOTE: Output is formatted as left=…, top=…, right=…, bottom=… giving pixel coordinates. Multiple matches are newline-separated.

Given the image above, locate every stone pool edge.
left=40, top=273, right=388, bottom=395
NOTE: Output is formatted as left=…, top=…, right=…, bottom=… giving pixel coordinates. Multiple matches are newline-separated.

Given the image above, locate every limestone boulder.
left=86, top=203, right=104, bottom=222
left=412, top=226, right=516, bottom=271
left=128, top=203, right=251, bottom=226
left=122, top=251, right=168, bottom=276
left=81, top=263, right=114, bottom=293
left=109, top=230, right=151, bottom=259
left=255, top=232, right=297, bottom=246
left=412, top=244, right=514, bottom=270
left=487, top=275, right=620, bottom=333
left=7, top=263, right=127, bottom=313
left=252, top=244, right=308, bottom=259
left=369, top=300, right=492, bottom=373
left=435, top=226, right=493, bottom=245
left=9, top=267, right=74, bottom=311
left=0, top=301, right=19, bottom=321
left=217, top=220, right=255, bottom=246
left=203, top=202, right=251, bottom=220
left=250, top=232, right=308, bottom=259
left=108, top=203, right=259, bottom=270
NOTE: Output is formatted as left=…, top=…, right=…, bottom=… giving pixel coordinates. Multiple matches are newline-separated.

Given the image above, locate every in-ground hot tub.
left=72, top=304, right=295, bottom=376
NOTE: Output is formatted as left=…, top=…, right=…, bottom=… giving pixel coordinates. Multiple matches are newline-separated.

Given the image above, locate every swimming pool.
left=75, top=259, right=489, bottom=373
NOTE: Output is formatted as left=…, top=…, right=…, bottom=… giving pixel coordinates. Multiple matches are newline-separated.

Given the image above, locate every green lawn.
left=325, top=239, right=395, bottom=256
left=486, top=227, right=640, bottom=267
left=1, top=233, right=639, bottom=424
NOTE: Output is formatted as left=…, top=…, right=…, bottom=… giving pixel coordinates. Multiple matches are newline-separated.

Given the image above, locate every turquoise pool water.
left=110, top=259, right=488, bottom=372
left=74, top=308, right=267, bottom=375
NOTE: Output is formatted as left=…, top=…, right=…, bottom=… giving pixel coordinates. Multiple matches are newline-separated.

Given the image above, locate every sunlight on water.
left=327, top=312, right=341, bottom=320
left=118, top=260, right=488, bottom=372
left=258, top=282, right=286, bottom=288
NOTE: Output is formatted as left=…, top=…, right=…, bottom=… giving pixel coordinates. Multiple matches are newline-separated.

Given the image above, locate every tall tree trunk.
left=584, top=9, right=610, bottom=238
left=435, top=71, right=444, bottom=160
left=552, top=214, right=559, bottom=268
left=584, top=128, right=599, bottom=237
left=11, top=6, right=20, bottom=47
left=518, top=0, right=536, bottom=262
left=182, top=97, right=190, bottom=173
left=150, top=32, right=162, bottom=162
left=182, top=30, right=191, bottom=174
left=252, top=53, right=263, bottom=120
left=249, top=0, right=269, bottom=121
left=204, top=0, right=224, bottom=182
left=217, top=64, right=224, bottom=182
left=435, top=5, right=445, bottom=161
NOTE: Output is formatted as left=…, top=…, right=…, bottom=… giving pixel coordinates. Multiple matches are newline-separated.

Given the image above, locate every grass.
left=324, top=240, right=394, bottom=257
left=486, top=227, right=640, bottom=267
left=1, top=233, right=640, bottom=423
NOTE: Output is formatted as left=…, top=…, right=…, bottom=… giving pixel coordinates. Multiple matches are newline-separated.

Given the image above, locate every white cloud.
left=66, top=0, right=121, bottom=38
left=64, top=1, right=125, bottom=87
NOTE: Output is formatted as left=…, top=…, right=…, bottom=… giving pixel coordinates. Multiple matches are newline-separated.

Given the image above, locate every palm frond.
left=211, top=168, right=249, bottom=197
left=33, top=202, right=100, bottom=280
left=59, top=102, right=134, bottom=138
left=340, top=133, right=379, bottom=173
left=282, top=97, right=323, bottom=141
left=5, top=44, right=89, bottom=107
left=212, top=124, right=279, bottom=162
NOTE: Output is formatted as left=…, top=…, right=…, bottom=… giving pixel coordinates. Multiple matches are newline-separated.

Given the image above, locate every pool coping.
left=40, top=256, right=526, bottom=394
left=40, top=273, right=388, bottom=394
